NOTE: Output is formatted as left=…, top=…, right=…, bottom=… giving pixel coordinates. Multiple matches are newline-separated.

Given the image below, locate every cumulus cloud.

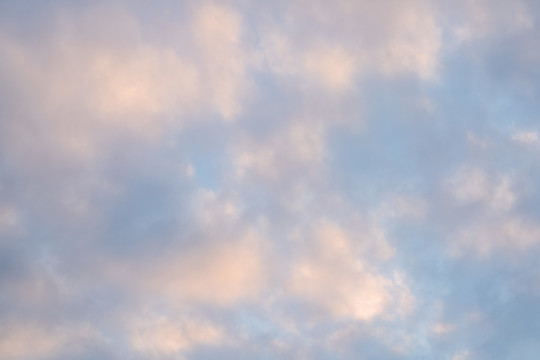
left=2, top=0, right=540, bottom=359
left=118, top=234, right=266, bottom=306
left=260, top=0, right=441, bottom=86
left=129, top=315, right=224, bottom=357
left=511, top=129, right=538, bottom=145
left=447, top=166, right=515, bottom=210
left=192, top=4, right=251, bottom=120
left=0, top=322, right=103, bottom=360
left=0, top=202, right=17, bottom=235
left=443, top=166, right=540, bottom=256
left=93, top=187, right=269, bottom=307
left=262, top=33, right=358, bottom=93
left=233, top=119, right=326, bottom=183
left=373, top=194, right=428, bottom=221
left=450, top=0, right=533, bottom=41
left=430, top=322, right=456, bottom=335
left=288, top=219, right=412, bottom=321
left=452, top=216, right=540, bottom=256
left=0, top=2, right=252, bottom=170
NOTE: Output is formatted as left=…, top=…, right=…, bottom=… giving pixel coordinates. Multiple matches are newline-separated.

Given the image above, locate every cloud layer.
left=1, top=1, right=540, bottom=359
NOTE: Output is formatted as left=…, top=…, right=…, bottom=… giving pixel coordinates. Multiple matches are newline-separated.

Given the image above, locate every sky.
left=1, top=0, right=540, bottom=359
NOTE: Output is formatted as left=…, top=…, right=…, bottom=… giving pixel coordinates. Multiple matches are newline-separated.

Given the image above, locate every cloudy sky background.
left=1, top=0, right=540, bottom=359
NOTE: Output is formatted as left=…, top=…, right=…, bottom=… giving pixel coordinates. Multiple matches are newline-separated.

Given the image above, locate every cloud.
left=192, top=4, right=251, bottom=120
left=373, top=194, right=428, bottom=221
left=0, top=322, right=103, bottom=360
left=449, top=0, right=533, bottom=42
left=131, top=235, right=265, bottom=306
left=451, top=350, right=471, bottom=360
left=0, top=2, right=252, bottom=171
left=262, top=33, right=358, bottom=93
left=452, top=216, right=540, bottom=257
left=430, top=322, right=456, bottom=335
left=375, top=0, right=441, bottom=79
left=288, top=220, right=413, bottom=321
left=233, top=119, right=326, bottom=183
left=1, top=0, right=540, bottom=359
left=443, top=166, right=540, bottom=256
left=447, top=166, right=515, bottom=210
left=260, top=0, right=441, bottom=85
left=90, top=47, right=200, bottom=119
left=0, top=201, right=17, bottom=235
left=511, top=129, right=538, bottom=145
left=129, top=315, right=224, bottom=357
left=102, top=189, right=268, bottom=307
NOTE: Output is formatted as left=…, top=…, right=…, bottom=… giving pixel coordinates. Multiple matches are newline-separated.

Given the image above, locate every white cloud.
left=192, top=4, right=250, bottom=120
left=375, top=1, right=441, bottom=79
left=448, top=167, right=490, bottom=204
left=0, top=203, right=17, bottom=234
left=431, top=322, right=456, bottom=335
left=374, top=194, right=428, bottom=221
left=446, top=167, right=540, bottom=256
left=193, top=189, right=242, bottom=228
left=451, top=350, right=471, bottom=360
left=101, top=189, right=268, bottom=306
left=3, top=1, right=540, bottom=358
left=288, top=220, right=413, bottom=321
left=260, top=0, right=441, bottom=89
left=108, top=229, right=266, bottom=307
left=452, top=0, right=533, bottom=42
left=262, top=33, right=358, bottom=93
left=453, top=216, right=540, bottom=257
left=467, top=131, right=489, bottom=149
left=129, top=315, right=224, bottom=357
left=490, top=177, right=516, bottom=210
left=0, top=323, right=102, bottom=360
left=0, top=2, right=252, bottom=169
left=511, top=130, right=538, bottom=145
left=90, top=47, right=201, bottom=120
left=448, top=167, right=516, bottom=210
left=233, top=120, right=326, bottom=182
